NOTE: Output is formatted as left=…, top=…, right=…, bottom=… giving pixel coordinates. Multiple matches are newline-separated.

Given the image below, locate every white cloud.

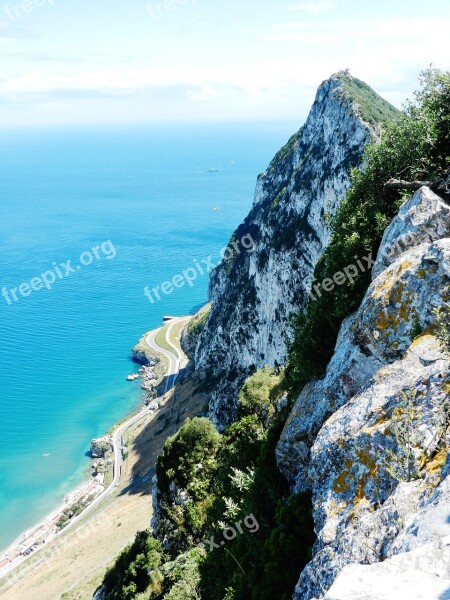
left=266, top=18, right=449, bottom=43
left=288, top=0, right=337, bottom=15
left=0, top=19, right=37, bottom=40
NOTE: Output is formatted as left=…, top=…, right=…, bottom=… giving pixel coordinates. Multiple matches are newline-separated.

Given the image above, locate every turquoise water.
left=0, top=122, right=295, bottom=551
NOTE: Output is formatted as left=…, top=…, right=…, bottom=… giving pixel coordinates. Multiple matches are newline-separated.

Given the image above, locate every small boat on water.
left=213, top=207, right=221, bottom=212
left=206, top=167, right=219, bottom=173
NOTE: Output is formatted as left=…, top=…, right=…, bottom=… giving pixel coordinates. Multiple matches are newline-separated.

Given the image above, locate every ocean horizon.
left=0, top=121, right=297, bottom=551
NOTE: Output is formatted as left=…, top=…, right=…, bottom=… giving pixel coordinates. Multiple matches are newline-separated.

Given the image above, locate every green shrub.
left=157, top=418, right=221, bottom=499
left=187, top=305, right=211, bottom=337
left=161, top=549, right=203, bottom=600
left=238, top=367, right=285, bottom=425
left=250, top=493, right=315, bottom=600
left=436, top=287, right=450, bottom=353
left=103, top=531, right=163, bottom=600
left=199, top=415, right=315, bottom=600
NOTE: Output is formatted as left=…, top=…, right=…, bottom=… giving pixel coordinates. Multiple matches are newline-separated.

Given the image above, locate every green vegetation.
left=269, top=128, right=303, bottom=172
left=337, top=71, right=400, bottom=126
left=102, top=531, right=164, bottom=600
left=199, top=414, right=315, bottom=600
left=159, top=549, right=202, bottom=600
left=103, top=368, right=314, bottom=600
left=287, top=69, right=450, bottom=395
left=436, top=286, right=450, bottom=353
left=186, top=305, right=211, bottom=338
left=238, top=366, right=285, bottom=425
left=55, top=494, right=96, bottom=530
left=156, top=417, right=221, bottom=498
left=167, top=319, right=188, bottom=352
left=155, top=326, right=173, bottom=354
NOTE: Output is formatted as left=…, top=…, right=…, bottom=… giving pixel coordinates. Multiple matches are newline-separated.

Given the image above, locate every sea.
left=0, top=122, right=297, bottom=551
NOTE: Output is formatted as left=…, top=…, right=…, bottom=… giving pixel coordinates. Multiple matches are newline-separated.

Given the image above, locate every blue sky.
left=1, top=0, right=450, bottom=127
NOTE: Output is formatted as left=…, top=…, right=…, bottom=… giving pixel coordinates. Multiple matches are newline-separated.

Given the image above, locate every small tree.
left=377, top=388, right=450, bottom=483
left=378, top=390, right=424, bottom=483
left=238, top=367, right=284, bottom=425
left=435, top=287, right=450, bottom=353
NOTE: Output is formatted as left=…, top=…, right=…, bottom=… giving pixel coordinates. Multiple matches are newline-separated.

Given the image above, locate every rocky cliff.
left=277, top=186, right=450, bottom=599
left=191, top=72, right=398, bottom=428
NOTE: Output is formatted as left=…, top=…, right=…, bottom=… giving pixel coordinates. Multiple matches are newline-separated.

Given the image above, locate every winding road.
left=1, top=318, right=188, bottom=569
left=54, top=318, right=186, bottom=537
left=110, top=316, right=189, bottom=491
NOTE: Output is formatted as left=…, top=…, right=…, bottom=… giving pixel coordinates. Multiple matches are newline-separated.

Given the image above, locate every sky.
left=1, top=0, right=450, bottom=128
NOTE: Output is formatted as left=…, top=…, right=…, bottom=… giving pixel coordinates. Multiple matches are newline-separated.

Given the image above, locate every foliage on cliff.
left=337, top=72, right=399, bottom=126
left=102, top=531, right=164, bottom=600
left=238, top=366, right=285, bottom=425
left=287, top=69, right=450, bottom=395
left=436, top=286, right=450, bottom=353
left=103, top=368, right=314, bottom=600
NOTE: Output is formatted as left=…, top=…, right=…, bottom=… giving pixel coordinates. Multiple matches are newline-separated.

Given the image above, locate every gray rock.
left=390, top=473, right=450, bottom=554
left=278, top=238, right=450, bottom=489
left=90, top=437, right=111, bottom=459
left=322, top=536, right=450, bottom=600
left=277, top=185, right=450, bottom=598
left=372, top=186, right=450, bottom=279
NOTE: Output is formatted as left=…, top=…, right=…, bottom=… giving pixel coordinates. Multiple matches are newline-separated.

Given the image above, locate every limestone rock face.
left=321, top=536, right=450, bottom=600
left=390, top=467, right=450, bottom=554
left=372, top=186, right=450, bottom=278
left=192, top=72, right=390, bottom=428
left=293, top=336, right=450, bottom=599
left=277, top=235, right=450, bottom=489
left=276, top=187, right=450, bottom=599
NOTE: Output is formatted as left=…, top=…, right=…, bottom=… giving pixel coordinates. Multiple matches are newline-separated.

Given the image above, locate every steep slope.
left=277, top=187, right=450, bottom=599
left=191, top=71, right=398, bottom=428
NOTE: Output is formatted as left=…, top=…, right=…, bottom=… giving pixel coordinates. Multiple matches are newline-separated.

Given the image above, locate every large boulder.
left=321, top=536, right=450, bottom=600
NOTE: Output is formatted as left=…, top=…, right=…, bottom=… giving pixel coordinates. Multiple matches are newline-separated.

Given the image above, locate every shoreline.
left=0, top=321, right=180, bottom=583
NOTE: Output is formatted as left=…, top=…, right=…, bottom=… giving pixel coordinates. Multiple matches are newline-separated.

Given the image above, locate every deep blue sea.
left=0, top=122, right=296, bottom=551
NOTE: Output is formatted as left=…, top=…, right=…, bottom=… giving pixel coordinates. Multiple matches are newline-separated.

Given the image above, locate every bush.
left=157, top=418, right=221, bottom=499
left=238, top=366, right=285, bottom=425
left=199, top=416, right=315, bottom=600
left=161, top=549, right=203, bottom=600
left=250, top=493, right=315, bottom=600
left=436, top=286, right=450, bottom=353
left=103, top=531, right=163, bottom=600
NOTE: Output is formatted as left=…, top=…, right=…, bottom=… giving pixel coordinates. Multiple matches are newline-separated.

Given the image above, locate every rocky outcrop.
left=321, top=536, right=450, bottom=600
left=276, top=186, right=450, bottom=599
left=192, top=72, right=397, bottom=428
left=293, top=335, right=449, bottom=599
left=321, top=470, right=450, bottom=599
left=372, top=186, right=450, bottom=278
left=277, top=187, right=450, bottom=490
left=90, top=437, right=112, bottom=459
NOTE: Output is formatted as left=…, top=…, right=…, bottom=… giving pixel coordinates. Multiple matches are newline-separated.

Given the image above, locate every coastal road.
left=63, top=318, right=190, bottom=516
left=0, top=318, right=190, bottom=582
left=100, top=317, right=189, bottom=495
left=145, top=317, right=189, bottom=393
